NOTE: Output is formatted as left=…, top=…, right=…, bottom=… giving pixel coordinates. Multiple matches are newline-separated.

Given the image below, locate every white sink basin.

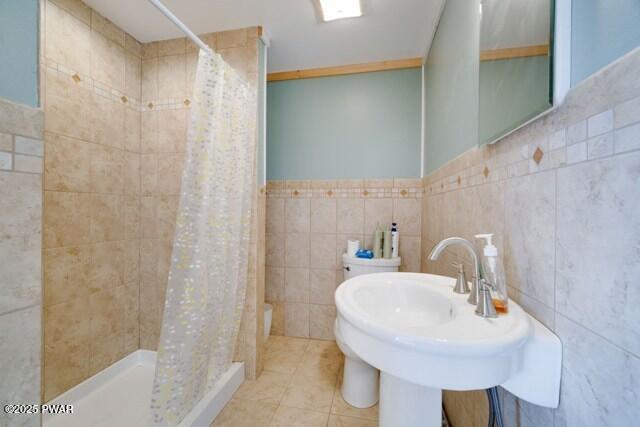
left=335, top=272, right=561, bottom=427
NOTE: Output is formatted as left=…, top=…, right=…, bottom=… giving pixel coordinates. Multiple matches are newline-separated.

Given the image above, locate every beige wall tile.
left=311, top=198, right=337, bottom=233
left=140, top=154, right=158, bottom=195
left=90, top=144, right=125, bottom=194
left=124, top=195, right=141, bottom=239
left=364, top=198, right=393, bottom=237
left=158, top=54, right=186, bottom=99
left=124, top=153, right=141, bottom=196
left=13, top=154, right=43, bottom=173
left=0, top=133, right=12, bottom=151
left=92, top=94, right=125, bottom=149
left=0, top=233, right=42, bottom=314
left=156, top=195, right=178, bottom=240
left=124, top=108, right=141, bottom=153
left=157, top=109, right=186, bottom=153
left=309, top=269, right=336, bottom=305
left=125, top=34, right=142, bottom=57
left=284, top=302, right=310, bottom=338
left=270, top=302, right=285, bottom=336
left=140, top=197, right=157, bottom=239
left=44, top=70, right=93, bottom=142
left=398, top=236, right=421, bottom=272
left=286, top=198, right=310, bottom=233
left=49, top=0, right=91, bottom=25
left=43, top=297, right=91, bottom=400
left=142, top=41, right=158, bottom=59
left=156, top=154, right=184, bottom=195
left=43, top=191, right=91, bottom=248
left=266, top=198, right=285, bottom=234
left=266, top=266, right=285, bottom=302
left=43, top=245, right=91, bottom=307
left=217, top=29, right=248, bottom=49
left=310, top=234, right=336, bottom=269
left=285, top=233, right=310, bottom=268
left=285, top=268, right=310, bottom=303
left=89, top=194, right=124, bottom=242
left=336, top=199, right=364, bottom=235
left=44, top=133, right=91, bottom=192
left=141, top=59, right=158, bottom=101
left=309, top=304, right=336, bottom=340
left=392, top=198, right=422, bottom=237
left=124, top=51, right=141, bottom=99
left=45, top=2, right=91, bottom=75
left=157, top=38, right=186, bottom=56
left=91, top=30, right=125, bottom=92
left=89, top=241, right=124, bottom=293
left=140, top=111, right=158, bottom=153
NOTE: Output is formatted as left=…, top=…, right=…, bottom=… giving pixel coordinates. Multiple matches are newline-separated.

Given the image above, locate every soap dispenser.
left=475, top=234, right=508, bottom=314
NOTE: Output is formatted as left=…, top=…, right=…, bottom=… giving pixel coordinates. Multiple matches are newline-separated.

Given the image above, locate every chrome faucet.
left=429, top=237, right=497, bottom=317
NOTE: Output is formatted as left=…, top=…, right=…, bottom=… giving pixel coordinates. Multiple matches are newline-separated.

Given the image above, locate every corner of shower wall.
left=138, top=26, right=265, bottom=380
left=40, top=0, right=143, bottom=401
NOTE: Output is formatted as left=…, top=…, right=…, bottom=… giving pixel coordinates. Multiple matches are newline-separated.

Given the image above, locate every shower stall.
left=38, top=0, right=268, bottom=425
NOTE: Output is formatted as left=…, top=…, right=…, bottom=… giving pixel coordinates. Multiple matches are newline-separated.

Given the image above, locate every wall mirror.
left=479, top=0, right=554, bottom=145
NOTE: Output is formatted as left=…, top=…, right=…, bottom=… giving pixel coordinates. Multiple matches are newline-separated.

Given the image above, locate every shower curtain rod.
left=147, top=0, right=214, bottom=55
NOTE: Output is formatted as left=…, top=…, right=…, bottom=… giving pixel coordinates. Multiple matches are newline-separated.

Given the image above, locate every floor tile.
left=327, top=415, right=378, bottom=427
left=233, top=371, right=292, bottom=404
left=281, top=373, right=337, bottom=413
left=212, top=399, right=278, bottom=427
left=269, top=405, right=329, bottom=427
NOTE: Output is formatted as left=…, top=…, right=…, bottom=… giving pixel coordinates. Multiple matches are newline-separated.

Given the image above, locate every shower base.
left=43, top=350, right=244, bottom=427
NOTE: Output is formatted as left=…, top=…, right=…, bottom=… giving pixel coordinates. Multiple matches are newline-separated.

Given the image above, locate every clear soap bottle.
left=475, top=234, right=508, bottom=314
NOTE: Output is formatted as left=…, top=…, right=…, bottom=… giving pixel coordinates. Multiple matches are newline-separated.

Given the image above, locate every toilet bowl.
left=264, top=303, right=273, bottom=342
left=336, top=254, right=401, bottom=408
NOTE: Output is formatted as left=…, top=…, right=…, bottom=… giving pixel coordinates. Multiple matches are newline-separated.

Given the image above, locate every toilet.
left=336, top=254, right=401, bottom=408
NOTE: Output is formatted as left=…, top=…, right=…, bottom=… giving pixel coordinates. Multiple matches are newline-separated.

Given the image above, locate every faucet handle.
left=451, top=262, right=470, bottom=294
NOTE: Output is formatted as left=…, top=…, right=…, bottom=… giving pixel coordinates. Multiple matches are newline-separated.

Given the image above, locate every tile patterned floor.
left=211, top=337, right=378, bottom=427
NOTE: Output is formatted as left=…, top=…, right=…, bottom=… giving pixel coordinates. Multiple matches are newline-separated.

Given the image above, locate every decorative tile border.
left=266, top=178, right=424, bottom=199
left=44, top=58, right=193, bottom=113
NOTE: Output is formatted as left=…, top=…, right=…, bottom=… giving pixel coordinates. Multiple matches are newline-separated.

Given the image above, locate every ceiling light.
left=318, top=0, right=363, bottom=22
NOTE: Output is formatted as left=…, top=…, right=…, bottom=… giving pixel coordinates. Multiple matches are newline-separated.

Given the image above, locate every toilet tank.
left=342, top=254, right=401, bottom=280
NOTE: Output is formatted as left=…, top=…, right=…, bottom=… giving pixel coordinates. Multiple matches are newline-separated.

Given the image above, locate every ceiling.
left=83, top=0, right=444, bottom=73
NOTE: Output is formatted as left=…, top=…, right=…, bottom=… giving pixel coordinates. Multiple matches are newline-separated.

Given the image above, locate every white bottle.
left=391, top=223, right=399, bottom=258
left=475, top=233, right=508, bottom=313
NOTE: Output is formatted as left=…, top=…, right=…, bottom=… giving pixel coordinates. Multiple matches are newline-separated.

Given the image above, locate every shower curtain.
left=150, top=49, right=257, bottom=426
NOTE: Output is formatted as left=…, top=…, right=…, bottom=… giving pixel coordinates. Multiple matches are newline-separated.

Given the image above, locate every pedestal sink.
left=335, top=272, right=562, bottom=427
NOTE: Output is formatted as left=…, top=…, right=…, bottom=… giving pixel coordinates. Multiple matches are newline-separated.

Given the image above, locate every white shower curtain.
left=150, top=49, right=256, bottom=426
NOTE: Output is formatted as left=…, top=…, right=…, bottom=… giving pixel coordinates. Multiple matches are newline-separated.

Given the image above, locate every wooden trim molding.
left=267, top=58, right=423, bottom=82
left=480, top=44, right=549, bottom=61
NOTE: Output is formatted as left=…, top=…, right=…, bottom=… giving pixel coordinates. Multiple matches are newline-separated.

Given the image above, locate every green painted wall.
left=266, top=68, right=422, bottom=180
left=423, top=0, right=480, bottom=175
left=0, top=0, right=39, bottom=107
left=479, top=56, right=551, bottom=144
left=571, top=0, right=640, bottom=85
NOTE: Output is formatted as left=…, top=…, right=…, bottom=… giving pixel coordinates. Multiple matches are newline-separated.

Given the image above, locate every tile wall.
left=0, top=97, right=44, bottom=427
left=421, top=47, right=640, bottom=426
left=41, top=0, right=143, bottom=401
left=41, top=0, right=266, bottom=395
left=265, top=179, right=424, bottom=339
left=138, top=26, right=264, bottom=379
